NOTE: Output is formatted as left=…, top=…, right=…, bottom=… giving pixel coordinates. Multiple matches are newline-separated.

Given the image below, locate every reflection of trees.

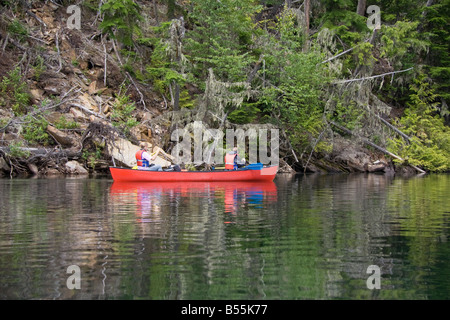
left=271, top=173, right=399, bottom=298
left=0, top=174, right=448, bottom=299
left=0, top=178, right=115, bottom=299
left=385, top=175, right=450, bottom=299
left=109, top=182, right=279, bottom=299
left=284, top=173, right=450, bottom=299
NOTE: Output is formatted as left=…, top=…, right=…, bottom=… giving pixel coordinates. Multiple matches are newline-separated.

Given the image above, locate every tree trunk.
left=304, top=0, right=310, bottom=36
left=357, top=0, right=367, bottom=16
left=173, top=81, right=180, bottom=111
left=168, top=0, right=176, bottom=19
left=153, top=0, right=159, bottom=25
left=302, top=0, right=310, bottom=52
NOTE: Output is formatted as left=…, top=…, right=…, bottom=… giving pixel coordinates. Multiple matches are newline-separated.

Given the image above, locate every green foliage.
left=380, top=20, right=429, bottom=69
left=318, top=0, right=367, bottom=45
left=82, top=145, right=104, bottom=169
left=22, top=113, right=50, bottom=146
left=178, top=90, right=195, bottom=109
left=184, top=0, right=261, bottom=82
left=353, top=42, right=376, bottom=68
left=71, top=59, right=79, bottom=67
left=8, top=140, right=30, bottom=158
left=32, top=56, right=46, bottom=81
left=0, top=117, right=9, bottom=128
left=421, top=0, right=450, bottom=102
left=0, top=67, right=30, bottom=116
left=7, top=19, right=28, bottom=42
left=145, top=22, right=194, bottom=109
left=54, top=115, right=80, bottom=130
left=330, top=100, right=363, bottom=131
left=228, top=100, right=261, bottom=124
left=388, top=75, right=450, bottom=172
left=147, top=65, right=186, bottom=95
left=81, top=0, right=101, bottom=12
left=260, top=28, right=331, bottom=150
left=111, top=86, right=138, bottom=134
left=100, top=0, right=143, bottom=47
left=271, top=6, right=304, bottom=49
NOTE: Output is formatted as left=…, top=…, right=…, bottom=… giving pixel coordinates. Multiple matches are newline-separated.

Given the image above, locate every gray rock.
left=65, top=161, right=89, bottom=175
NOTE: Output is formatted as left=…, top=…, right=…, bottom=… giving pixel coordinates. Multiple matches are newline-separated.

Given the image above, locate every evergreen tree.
left=421, top=0, right=450, bottom=108
left=99, top=0, right=143, bottom=47
left=184, top=0, right=261, bottom=83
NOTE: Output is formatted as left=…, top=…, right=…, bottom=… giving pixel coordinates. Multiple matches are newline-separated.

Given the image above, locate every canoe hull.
left=109, top=166, right=278, bottom=182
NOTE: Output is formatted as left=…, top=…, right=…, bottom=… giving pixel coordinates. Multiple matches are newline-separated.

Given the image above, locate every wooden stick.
left=55, top=30, right=62, bottom=72
left=321, top=47, right=355, bottom=64
left=70, top=103, right=109, bottom=120
left=304, top=129, right=326, bottom=173
left=26, top=10, right=47, bottom=28
left=103, top=40, right=107, bottom=87
left=1, top=33, right=9, bottom=54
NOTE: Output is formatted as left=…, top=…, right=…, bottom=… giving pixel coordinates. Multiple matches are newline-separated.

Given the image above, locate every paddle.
left=151, top=146, right=175, bottom=163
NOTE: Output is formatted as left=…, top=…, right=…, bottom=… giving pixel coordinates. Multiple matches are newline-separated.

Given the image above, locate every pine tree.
left=184, top=0, right=261, bottom=83
left=99, top=0, right=143, bottom=47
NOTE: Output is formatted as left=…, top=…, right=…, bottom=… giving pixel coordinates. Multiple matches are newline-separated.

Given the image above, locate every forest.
left=0, top=0, right=449, bottom=175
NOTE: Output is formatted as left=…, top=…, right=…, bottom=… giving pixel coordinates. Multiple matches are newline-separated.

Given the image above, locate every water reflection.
left=0, top=174, right=448, bottom=299
left=110, top=180, right=277, bottom=220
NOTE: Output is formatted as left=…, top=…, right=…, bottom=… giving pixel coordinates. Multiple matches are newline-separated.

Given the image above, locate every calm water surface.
left=0, top=173, right=448, bottom=300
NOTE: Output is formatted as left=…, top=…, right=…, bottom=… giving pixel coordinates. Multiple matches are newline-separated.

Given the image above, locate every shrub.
left=111, top=86, right=138, bottom=134
left=8, top=141, right=30, bottom=158
left=0, top=67, right=30, bottom=116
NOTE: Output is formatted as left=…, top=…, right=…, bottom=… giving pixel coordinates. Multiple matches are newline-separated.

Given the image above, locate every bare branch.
left=333, top=67, right=414, bottom=84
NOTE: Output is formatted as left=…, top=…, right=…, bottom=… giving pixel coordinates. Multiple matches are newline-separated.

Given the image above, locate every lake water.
left=0, top=173, right=448, bottom=300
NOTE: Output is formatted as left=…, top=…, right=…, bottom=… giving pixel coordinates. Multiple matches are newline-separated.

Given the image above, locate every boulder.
left=88, top=81, right=97, bottom=95
left=46, top=167, right=61, bottom=175
left=0, top=157, right=10, bottom=172
left=65, top=161, right=89, bottom=175
left=29, top=88, right=44, bottom=102
left=70, top=107, right=88, bottom=121
left=78, top=92, right=98, bottom=112
left=28, top=163, right=39, bottom=175
left=108, top=137, right=172, bottom=168
left=365, top=160, right=387, bottom=173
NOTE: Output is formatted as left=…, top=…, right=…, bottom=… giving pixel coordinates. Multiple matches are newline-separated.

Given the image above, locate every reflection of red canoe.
left=110, top=181, right=278, bottom=216
left=109, top=165, right=278, bottom=182
left=110, top=180, right=277, bottom=194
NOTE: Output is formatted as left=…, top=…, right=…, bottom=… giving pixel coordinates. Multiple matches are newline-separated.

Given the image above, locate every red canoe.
left=109, top=165, right=278, bottom=182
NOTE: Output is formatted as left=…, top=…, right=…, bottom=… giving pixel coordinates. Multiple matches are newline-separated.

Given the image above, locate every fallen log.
left=0, top=146, right=81, bottom=159
left=46, top=125, right=81, bottom=148
left=329, top=120, right=426, bottom=174
left=375, top=114, right=411, bottom=142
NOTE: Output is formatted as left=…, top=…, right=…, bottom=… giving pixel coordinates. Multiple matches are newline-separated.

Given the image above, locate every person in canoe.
left=224, top=147, right=246, bottom=170
left=135, top=142, right=163, bottom=171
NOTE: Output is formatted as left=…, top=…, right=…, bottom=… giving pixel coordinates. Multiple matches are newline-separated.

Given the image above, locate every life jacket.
left=224, top=152, right=237, bottom=170
left=135, top=149, right=150, bottom=167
